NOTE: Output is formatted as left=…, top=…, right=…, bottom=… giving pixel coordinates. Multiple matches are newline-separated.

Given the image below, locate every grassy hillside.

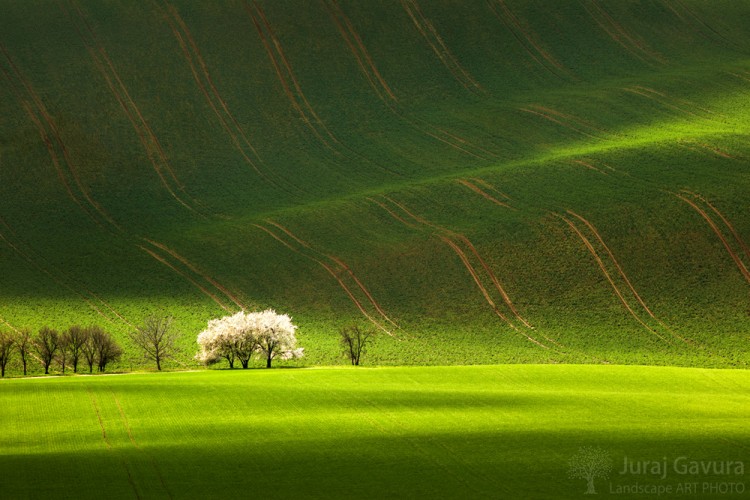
left=1, top=365, right=748, bottom=498
left=1, top=0, right=750, bottom=369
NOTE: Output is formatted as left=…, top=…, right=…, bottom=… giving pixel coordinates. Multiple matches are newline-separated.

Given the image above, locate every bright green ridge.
left=1, top=0, right=749, bottom=370
left=0, top=365, right=748, bottom=498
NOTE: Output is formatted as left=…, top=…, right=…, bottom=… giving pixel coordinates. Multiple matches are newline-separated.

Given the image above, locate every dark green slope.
left=1, top=0, right=749, bottom=369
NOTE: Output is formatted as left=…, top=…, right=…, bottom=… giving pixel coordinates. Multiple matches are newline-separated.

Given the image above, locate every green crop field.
left=1, top=365, right=748, bottom=499
left=0, top=0, right=749, bottom=369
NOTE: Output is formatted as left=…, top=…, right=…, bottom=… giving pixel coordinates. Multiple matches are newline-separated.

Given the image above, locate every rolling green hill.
left=1, top=0, right=749, bottom=369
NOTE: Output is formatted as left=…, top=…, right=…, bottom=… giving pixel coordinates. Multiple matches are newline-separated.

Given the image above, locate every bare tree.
left=82, top=326, right=99, bottom=374
left=340, top=324, right=375, bottom=366
left=16, top=328, right=31, bottom=375
left=65, top=325, right=89, bottom=374
left=33, top=326, right=59, bottom=374
left=129, top=315, right=179, bottom=371
left=57, top=331, right=70, bottom=374
left=0, top=330, right=15, bottom=377
left=93, top=329, right=122, bottom=372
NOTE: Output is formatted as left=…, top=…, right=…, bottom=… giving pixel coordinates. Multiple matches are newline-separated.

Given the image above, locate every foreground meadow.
left=1, top=365, right=747, bottom=498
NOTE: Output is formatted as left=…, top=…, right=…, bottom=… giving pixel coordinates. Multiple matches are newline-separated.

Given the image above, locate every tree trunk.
left=22, top=361, right=27, bottom=376
left=156, top=357, right=161, bottom=371
left=266, top=356, right=272, bottom=368
left=585, top=476, right=596, bottom=494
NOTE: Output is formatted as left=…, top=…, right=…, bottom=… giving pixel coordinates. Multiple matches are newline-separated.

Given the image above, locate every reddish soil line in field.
left=0, top=317, right=20, bottom=333
left=0, top=45, right=120, bottom=229
left=487, top=0, right=568, bottom=80
left=624, top=87, right=702, bottom=119
left=253, top=224, right=393, bottom=335
left=366, top=197, right=418, bottom=228
left=139, top=246, right=233, bottom=312
left=572, top=160, right=607, bottom=175
left=143, top=239, right=246, bottom=310
left=374, top=197, right=542, bottom=341
left=251, top=2, right=341, bottom=150
left=112, top=392, right=139, bottom=448
left=675, top=193, right=750, bottom=284
left=329, top=0, right=397, bottom=100
left=400, top=0, right=483, bottom=93
left=245, top=3, right=336, bottom=151
left=469, top=178, right=512, bottom=200
left=457, top=234, right=533, bottom=328
left=530, top=105, right=615, bottom=137
left=671, top=0, right=739, bottom=49
left=163, top=4, right=273, bottom=183
left=0, top=220, right=116, bottom=322
left=557, top=214, right=670, bottom=341
left=88, top=392, right=112, bottom=449
left=323, top=0, right=397, bottom=103
left=438, top=236, right=514, bottom=327
left=582, top=0, right=661, bottom=65
left=518, top=107, right=601, bottom=140
left=65, top=1, right=197, bottom=213
left=566, top=210, right=656, bottom=319
left=681, top=141, right=736, bottom=160
left=264, top=220, right=397, bottom=327
left=684, top=192, right=750, bottom=260
left=457, top=179, right=513, bottom=208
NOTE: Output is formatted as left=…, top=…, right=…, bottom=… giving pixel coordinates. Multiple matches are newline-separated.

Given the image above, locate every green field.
left=1, top=365, right=748, bottom=499
left=0, top=0, right=749, bottom=370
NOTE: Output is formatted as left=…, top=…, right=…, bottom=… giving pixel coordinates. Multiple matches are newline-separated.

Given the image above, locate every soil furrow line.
left=456, top=179, right=513, bottom=208
left=674, top=193, right=750, bottom=284
left=487, top=0, right=567, bottom=80
left=246, top=2, right=334, bottom=150
left=589, top=0, right=665, bottom=63
left=329, top=0, right=397, bottom=101
left=400, top=0, right=482, bottom=93
left=0, top=222, right=114, bottom=322
left=557, top=214, right=670, bottom=342
left=323, top=0, right=388, bottom=103
left=162, top=3, right=275, bottom=185
left=685, top=192, right=750, bottom=260
left=566, top=210, right=656, bottom=319
left=0, top=45, right=114, bottom=226
left=139, top=246, right=233, bottom=312
left=581, top=1, right=651, bottom=64
left=252, top=224, right=393, bottom=335
left=264, top=221, right=397, bottom=327
left=519, top=107, right=602, bottom=140
left=67, top=1, right=198, bottom=213
left=457, top=235, right=533, bottom=328
left=374, top=198, right=545, bottom=342
left=253, top=2, right=340, bottom=146
left=143, top=239, right=246, bottom=310
left=438, top=236, right=515, bottom=329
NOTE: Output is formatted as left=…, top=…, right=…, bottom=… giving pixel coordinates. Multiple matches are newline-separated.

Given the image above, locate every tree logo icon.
left=568, top=446, right=613, bottom=494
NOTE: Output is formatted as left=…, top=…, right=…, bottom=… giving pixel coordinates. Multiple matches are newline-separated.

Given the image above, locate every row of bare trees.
left=0, top=325, right=121, bottom=377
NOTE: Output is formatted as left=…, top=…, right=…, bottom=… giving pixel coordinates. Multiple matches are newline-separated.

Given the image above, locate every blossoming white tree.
left=254, top=309, right=304, bottom=368
left=196, top=309, right=302, bottom=369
